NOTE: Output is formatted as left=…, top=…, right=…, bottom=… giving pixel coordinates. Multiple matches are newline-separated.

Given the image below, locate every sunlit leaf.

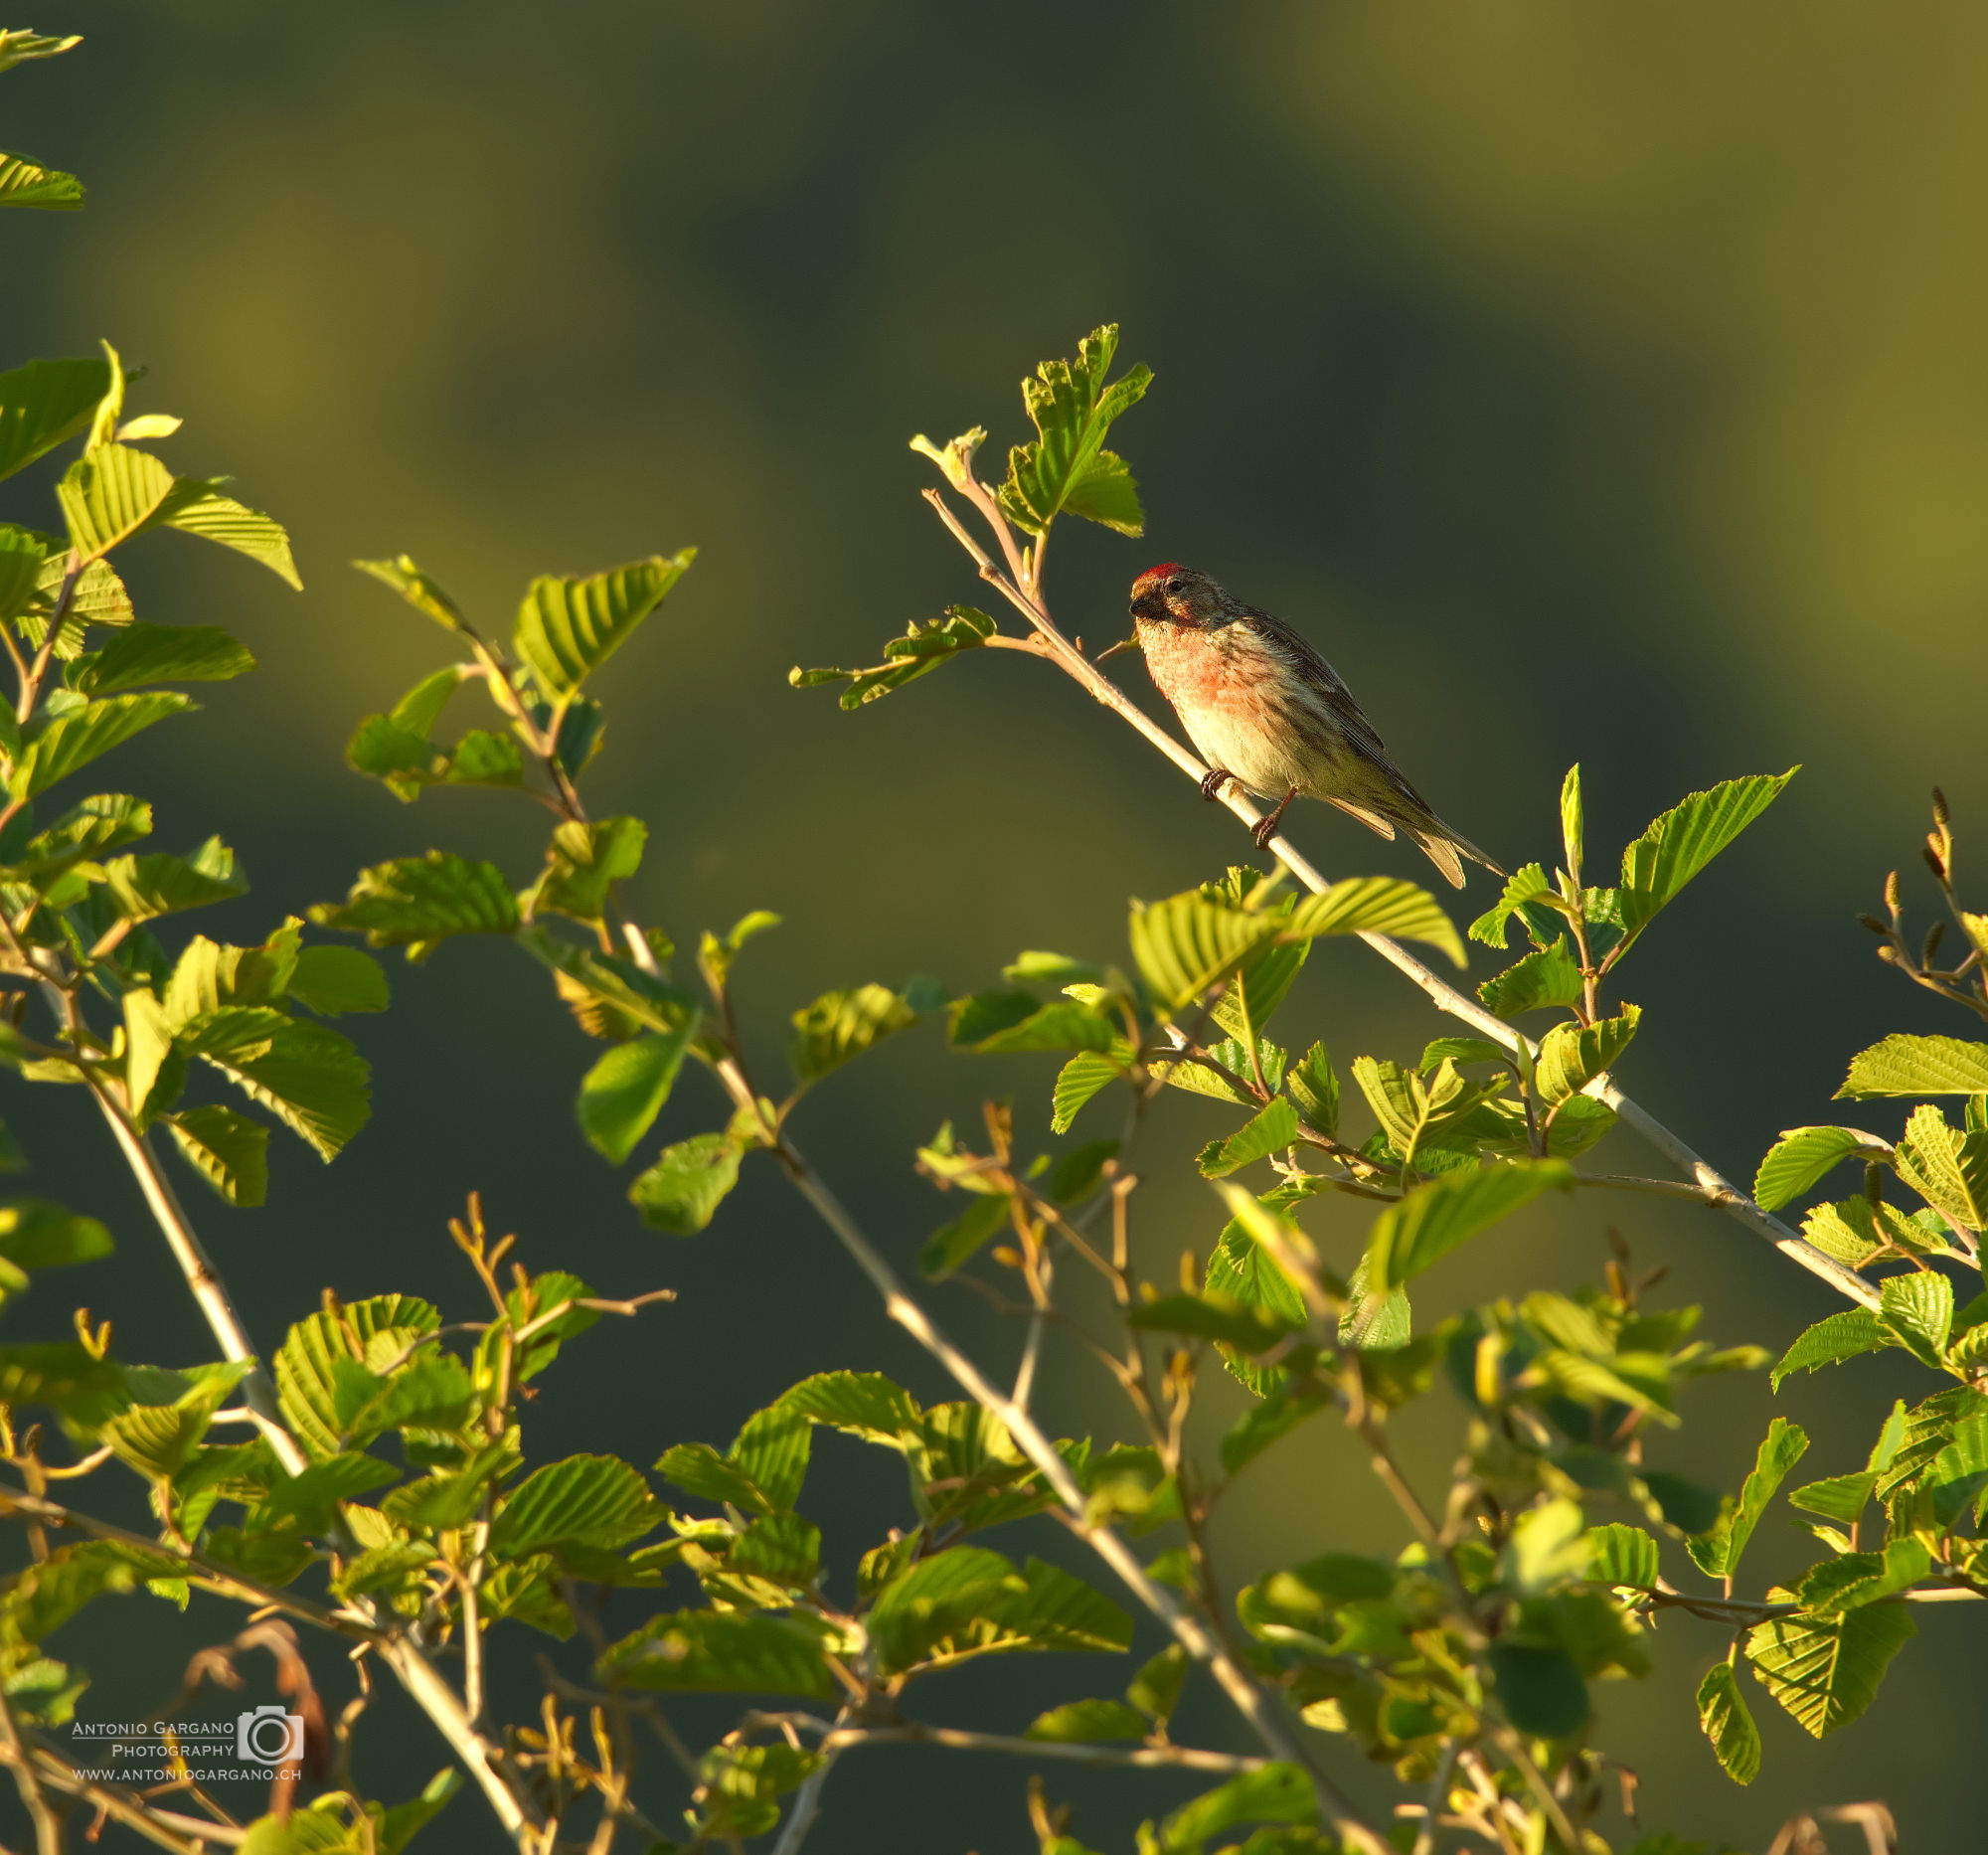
left=1617, top=770, right=1796, bottom=936
left=996, top=325, right=1152, bottom=536
left=1365, top=1161, right=1573, bottom=1290
left=513, top=552, right=694, bottom=698
left=1697, top=1662, right=1760, bottom=1785
left=1836, top=1033, right=1988, bottom=1099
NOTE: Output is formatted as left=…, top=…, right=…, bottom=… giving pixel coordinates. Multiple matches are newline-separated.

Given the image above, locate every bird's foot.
left=1249, top=816, right=1279, bottom=852
left=1199, top=767, right=1237, bottom=802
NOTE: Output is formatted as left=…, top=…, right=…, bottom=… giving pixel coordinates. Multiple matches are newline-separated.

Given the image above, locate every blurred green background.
left=5, top=1, right=1987, bottom=1848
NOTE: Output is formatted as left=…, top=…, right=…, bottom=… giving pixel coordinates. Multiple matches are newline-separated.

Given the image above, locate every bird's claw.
left=1199, top=768, right=1236, bottom=802
left=1250, top=817, right=1279, bottom=852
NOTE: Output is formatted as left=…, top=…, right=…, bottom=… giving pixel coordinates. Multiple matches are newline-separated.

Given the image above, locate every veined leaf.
left=789, top=605, right=996, bottom=709
left=1477, top=939, right=1582, bottom=1017
left=1770, top=1310, right=1889, bottom=1390
left=1795, top=1539, right=1932, bottom=1616
left=1586, top=1522, right=1660, bottom=1589
left=56, top=444, right=174, bottom=559
left=1283, top=875, right=1465, bottom=968
left=868, top=1546, right=1130, bottom=1674
left=153, top=480, right=300, bottom=588
left=1365, top=1160, right=1573, bottom=1290
left=1836, top=1033, right=1988, bottom=1099
left=1051, top=1052, right=1125, bottom=1133
left=1618, top=770, right=1796, bottom=935
left=790, top=983, right=921, bottom=1082
left=182, top=1007, right=370, bottom=1160
left=1284, top=1040, right=1339, bottom=1136
left=1746, top=1601, right=1913, bottom=1738
left=1197, top=1097, right=1300, bottom=1178
left=1128, top=891, right=1276, bottom=1011
left=0, top=525, right=45, bottom=622
left=310, top=853, right=519, bottom=950
left=1468, top=862, right=1561, bottom=950
left=513, top=552, right=693, bottom=698
left=0, top=358, right=111, bottom=482
left=1025, top=1698, right=1148, bottom=1743
left=1687, top=1418, right=1807, bottom=1580
left=598, top=1609, right=837, bottom=1699
left=996, top=325, right=1151, bottom=537
left=68, top=621, right=254, bottom=694
left=353, top=556, right=468, bottom=631
left=1697, top=1662, right=1760, bottom=1785
left=286, top=945, right=389, bottom=1016
left=1878, top=1270, right=1953, bottom=1368
left=776, top=1371, right=918, bottom=1445
left=1892, top=1103, right=1988, bottom=1229
left=166, top=1105, right=269, bottom=1207
left=0, top=152, right=83, bottom=211
left=491, top=1454, right=660, bottom=1556
left=629, top=1133, right=742, bottom=1235
left=578, top=1024, right=695, bottom=1165
left=531, top=816, right=646, bottom=923
left=102, top=839, right=245, bottom=922
left=9, top=692, right=191, bottom=798
left=1536, top=1006, right=1641, bottom=1105
left=1754, top=1126, right=1886, bottom=1212
left=1204, top=1201, right=1311, bottom=1396
left=1152, top=1766, right=1314, bottom=1854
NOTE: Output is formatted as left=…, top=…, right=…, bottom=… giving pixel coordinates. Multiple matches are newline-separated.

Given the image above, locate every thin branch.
left=918, top=483, right=1883, bottom=1314
left=750, top=1711, right=1271, bottom=1775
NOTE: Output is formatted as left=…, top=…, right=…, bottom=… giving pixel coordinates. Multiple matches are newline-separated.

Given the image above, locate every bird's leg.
left=1250, top=785, right=1299, bottom=851
left=1199, top=767, right=1239, bottom=802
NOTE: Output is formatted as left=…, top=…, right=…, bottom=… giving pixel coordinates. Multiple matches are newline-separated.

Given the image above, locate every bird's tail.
left=1408, top=823, right=1506, bottom=891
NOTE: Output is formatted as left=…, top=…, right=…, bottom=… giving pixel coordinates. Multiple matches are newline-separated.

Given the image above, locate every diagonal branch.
left=926, top=483, right=1881, bottom=1314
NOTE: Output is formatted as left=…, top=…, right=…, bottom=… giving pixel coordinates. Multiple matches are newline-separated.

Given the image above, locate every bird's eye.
left=1165, top=578, right=1184, bottom=593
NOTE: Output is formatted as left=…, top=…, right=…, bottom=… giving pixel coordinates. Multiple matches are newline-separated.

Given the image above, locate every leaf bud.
left=1932, top=786, right=1951, bottom=826
left=1923, top=844, right=1946, bottom=880
left=1885, top=871, right=1902, bottom=912
left=1855, top=914, right=1889, bottom=935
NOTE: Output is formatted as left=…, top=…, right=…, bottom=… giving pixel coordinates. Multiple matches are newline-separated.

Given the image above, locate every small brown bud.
left=1855, top=914, right=1889, bottom=935
left=1877, top=944, right=1901, bottom=963
left=1923, top=921, right=1946, bottom=965
left=1932, top=786, right=1951, bottom=826
left=1924, top=844, right=1947, bottom=880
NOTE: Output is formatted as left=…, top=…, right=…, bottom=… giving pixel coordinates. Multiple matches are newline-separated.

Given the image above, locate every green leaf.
left=789, top=604, right=996, bottom=709
left=1535, top=1006, right=1640, bottom=1104
left=1836, top=1032, right=1988, bottom=1098
left=181, top=1008, right=370, bottom=1160
left=1284, top=1041, right=1339, bottom=1137
left=0, top=1201, right=110, bottom=1273
left=275, top=1295, right=441, bottom=1461
left=1129, top=1290, right=1298, bottom=1353
left=1746, top=1600, right=1913, bottom=1738
left=1618, top=770, right=1796, bottom=936
left=1770, top=1310, right=1889, bottom=1389
left=1049, top=1139, right=1119, bottom=1203
left=378, top=1771, right=461, bottom=1855
left=1878, top=1270, right=1953, bottom=1368
left=1477, top=939, right=1582, bottom=1016
left=1204, top=1202, right=1312, bottom=1396
left=68, top=622, right=254, bottom=695
left=1051, top=1052, right=1124, bottom=1133
left=1364, top=1161, right=1573, bottom=1290
left=1488, top=1642, right=1588, bottom=1738
left=0, top=526, right=47, bottom=623
left=531, top=816, right=645, bottom=923
left=101, top=839, right=246, bottom=922
left=513, top=552, right=693, bottom=698
left=153, top=479, right=301, bottom=588
left=1890, top=1103, right=1988, bottom=1228
left=776, top=1371, right=919, bottom=1445
left=286, top=945, right=390, bottom=1016
left=578, top=1024, right=695, bottom=1164
left=1282, top=875, right=1465, bottom=968
left=353, top=556, right=468, bottom=631
left=0, top=151, right=83, bottom=211
left=952, top=997, right=1118, bottom=1055
left=920, top=1191, right=1014, bottom=1279
left=1197, top=1097, right=1300, bottom=1178
left=868, top=1546, right=1131, bottom=1674
left=790, top=982, right=921, bottom=1082
left=731, top=1404, right=812, bottom=1512
left=654, top=1441, right=767, bottom=1513
left=1129, top=891, right=1276, bottom=1011
left=597, top=1609, right=837, bottom=1699
left=1794, top=1539, right=1932, bottom=1615
left=1153, top=1766, right=1313, bottom=1854
left=0, top=30, right=83, bottom=72
left=630, top=1133, right=742, bottom=1235
left=5, top=792, right=150, bottom=877
left=1128, top=1643, right=1188, bottom=1725
left=1696, top=1662, right=1760, bottom=1785
left=0, top=358, right=111, bottom=482
left=1755, top=1126, right=1884, bottom=1212
left=10, top=692, right=191, bottom=798
left=1025, top=1697, right=1149, bottom=1743
left=311, top=853, right=519, bottom=950
left=1586, top=1523, right=1660, bottom=1589
left=996, top=325, right=1151, bottom=536
left=1469, top=862, right=1560, bottom=950
left=166, top=1105, right=269, bottom=1207
left=1687, top=1418, right=1808, bottom=1581
left=491, top=1454, right=659, bottom=1556
left=56, top=444, right=174, bottom=559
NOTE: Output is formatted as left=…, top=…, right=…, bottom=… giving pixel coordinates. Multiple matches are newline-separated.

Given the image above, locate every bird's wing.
left=1237, top=607, right=1406, bottom=763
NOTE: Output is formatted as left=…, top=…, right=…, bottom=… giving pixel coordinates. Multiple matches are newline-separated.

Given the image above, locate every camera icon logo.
left=236, top=1705, right=304, bottom=1767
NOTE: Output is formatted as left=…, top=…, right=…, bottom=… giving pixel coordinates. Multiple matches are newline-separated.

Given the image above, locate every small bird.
left=1127, top=563, right=1503, bottom=888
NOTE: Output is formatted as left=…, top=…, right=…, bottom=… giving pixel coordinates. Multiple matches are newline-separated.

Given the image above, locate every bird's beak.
left=1128, top=591, right=1162, bottom=622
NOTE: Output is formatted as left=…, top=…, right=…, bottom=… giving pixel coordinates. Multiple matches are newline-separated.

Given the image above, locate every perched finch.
left=1127, top=564, right=1503, bottom=888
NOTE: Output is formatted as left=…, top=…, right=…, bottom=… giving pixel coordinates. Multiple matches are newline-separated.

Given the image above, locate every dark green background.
left=4, top=3, right=1985, bottom=1848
